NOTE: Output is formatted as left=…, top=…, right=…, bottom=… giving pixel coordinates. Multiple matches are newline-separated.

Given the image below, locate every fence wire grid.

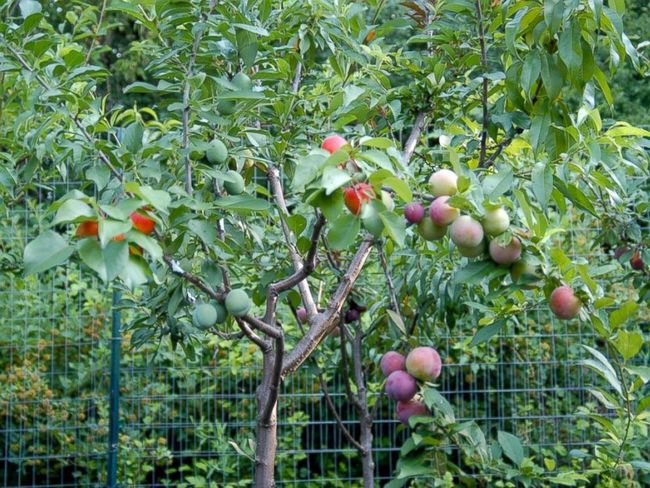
left=0, top=180, right=647, bottom=487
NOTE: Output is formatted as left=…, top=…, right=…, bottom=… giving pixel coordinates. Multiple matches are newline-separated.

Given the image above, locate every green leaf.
left=103, top=240, right=129, bottom=281
left=383, top=177, right=412, bottom=202
left=78, top=239, right=107, bottom=281
left=321, top=167, right=351, bottom=195
left=359, top=137, right=395, bottom=149
left=327, top=214, right=360, bottom=250
left=127, top=232, right=162, bottom=260
left=558, top=24, right=583, bottom=80
left=483, top=167, right=513, bottom=199
left=454, top=260, right=506, bottom=285
left=188, top=219, right=218, bottom=247
left=214, top=195, right=270, bottom=212
left=521, top=51, right=541, bottom=99
left=471, top=320, right=505, bottom=346
left=98, top=220, right=131, bottom=247
left=123, top=123, right=144, bottom=153
left=609, top=300, right=638, bottom=329
left=379, top=212, right=405, bottom=247
left=541, top=53, right=563, bottom=100
left=386, top=309, right=406, bottom=335
left=530, top=111, right=551, bottom=152
left=119, top=255, right=151, bottom=289
left=531, top=163, right=553, bottom=210
left=625, top=366, right=650, bottom=384
left=52, top=199, right=94, bottom=225
left=611, top=330, right=643, bottom=361
left=606, top=123, right=650, bottom=138
left=582, top=345, right=623, bottom=396
left=236, top=28, right=257, bottom=67
left=423, top=389, right=455, bottom=425
left=292, top=151, right=328, bottom=190
left=498, top=431, right=524, bottom=466
left=24, top=231, right=74, bottom=275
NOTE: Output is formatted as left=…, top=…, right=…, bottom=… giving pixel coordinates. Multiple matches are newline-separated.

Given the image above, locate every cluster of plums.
left=192, top=289, right=252, bottom=329
left=404, top=169, right=522, bottom=265
left=190, top=137, right=246, bottom=195
left=380, top=347, right=442, bottom=425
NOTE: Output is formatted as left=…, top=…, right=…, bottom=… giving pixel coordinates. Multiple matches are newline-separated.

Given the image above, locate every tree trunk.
left=360, top=414, right=375, bottom=488
left=255, top=353, right=278, bottom=487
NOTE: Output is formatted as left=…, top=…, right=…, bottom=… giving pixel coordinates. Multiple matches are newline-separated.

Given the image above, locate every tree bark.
left=352, top=331, right=375, bottom=488
left=255, top=352, right=278, bottom=488
left=360, top=414, right=375, bottom=488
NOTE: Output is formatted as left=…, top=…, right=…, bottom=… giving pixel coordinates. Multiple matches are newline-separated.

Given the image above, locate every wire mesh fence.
left=0, top=180, right=644, bottom=487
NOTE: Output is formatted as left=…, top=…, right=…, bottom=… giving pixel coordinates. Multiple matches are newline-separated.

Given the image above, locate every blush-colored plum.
left=385, top=371, right=418, bottom=402
left=449, top=216, right=484, bottom=248
left=322, top=135, right=347, bottom=154
left=405, top=347, right=442, bottom=382
left=404, top=202, right=425, bottom=224
left=380, top=351, right=406, bottom=377
left=489, top=236, right=522, bottom=265
left=429, top=196, right=460, bottom=226
left=417, top=217, right=447, bottom=241
left=630, top=251, right=645, bottom=271
left=297, top=307, right=308, bottom=324
left=396, top=399, right=429, bottom=425
left=482, top=207, right=510, bottom=236
left=428, top=169, right=458, bottom=197
left=549, top=285, right=581, bottom=320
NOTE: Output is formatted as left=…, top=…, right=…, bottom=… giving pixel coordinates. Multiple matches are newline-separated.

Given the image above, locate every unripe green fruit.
left=417, top=218, right=446, bottom=241
left=223, top=170, right=245, bottom=195
left=225, top=289, right=252, bottom=317
left=193, top=303, right=218, bottom=329
left=217, top=100, right=236, bottom=115
left=213, top=302, right=228, bottom=324
left=206, top=139, right=228, bottom=165
left=457, top=242, right=485, bottom=258
left=232, top=72, right=252, bottom=91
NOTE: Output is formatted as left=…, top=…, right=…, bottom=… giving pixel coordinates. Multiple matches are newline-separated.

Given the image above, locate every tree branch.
left=377, top=241, right=402, bottom=321
left=268, top=165, right=318, bottom=316
left=281, top=236, right=374, bottom=376
left=182, top=1, right=216, bottom=195
left=402, top=111, right=428, bottom=165
left=319, top=374, right=365, bottom=453
left=235, top=318, right=269, bottom=350
left=264, top=212, right=326, bottom=323
left=292, top=62, right=302, bottom=93
left=84, top=0, right=108, bottom=64
left=260, top=332, right=285, bottom=424
left=475, top=0, right=489, bottom=166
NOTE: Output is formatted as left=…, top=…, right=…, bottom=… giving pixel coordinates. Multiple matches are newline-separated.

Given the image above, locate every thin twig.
left=475, top=0, right=489, bottom=166
left=403, top=111, right=428, bottom=165
left=292, top=62, right=302, bottom=93
left=377, top=242, right=401, bottom=319
left=268, top=165, right=318, bottom=316
left=182, top=1, right=217, bottom=195
left=319, top=374, right=365, bottom=452
left=84, top=0, right=108, bottom=64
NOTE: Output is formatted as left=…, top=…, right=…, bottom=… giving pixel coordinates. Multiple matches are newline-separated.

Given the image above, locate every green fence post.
left=107, top=289, right=121, bottom=488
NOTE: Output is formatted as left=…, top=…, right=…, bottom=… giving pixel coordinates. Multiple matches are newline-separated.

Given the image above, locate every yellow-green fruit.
left=223, top=170, right=245, bottom=195
left=242, top=149, right=255, bottom=169
left=206, top=139, right=228, bottom=164
left=232, top=72, right=252, bottom=91
left=193, top=303, right=218, bottom=329
left=217, top=100, right=236, bottom=115
left=417, top=218, right=446, bottom=241
left=225, top=289, right=252, bottom=317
